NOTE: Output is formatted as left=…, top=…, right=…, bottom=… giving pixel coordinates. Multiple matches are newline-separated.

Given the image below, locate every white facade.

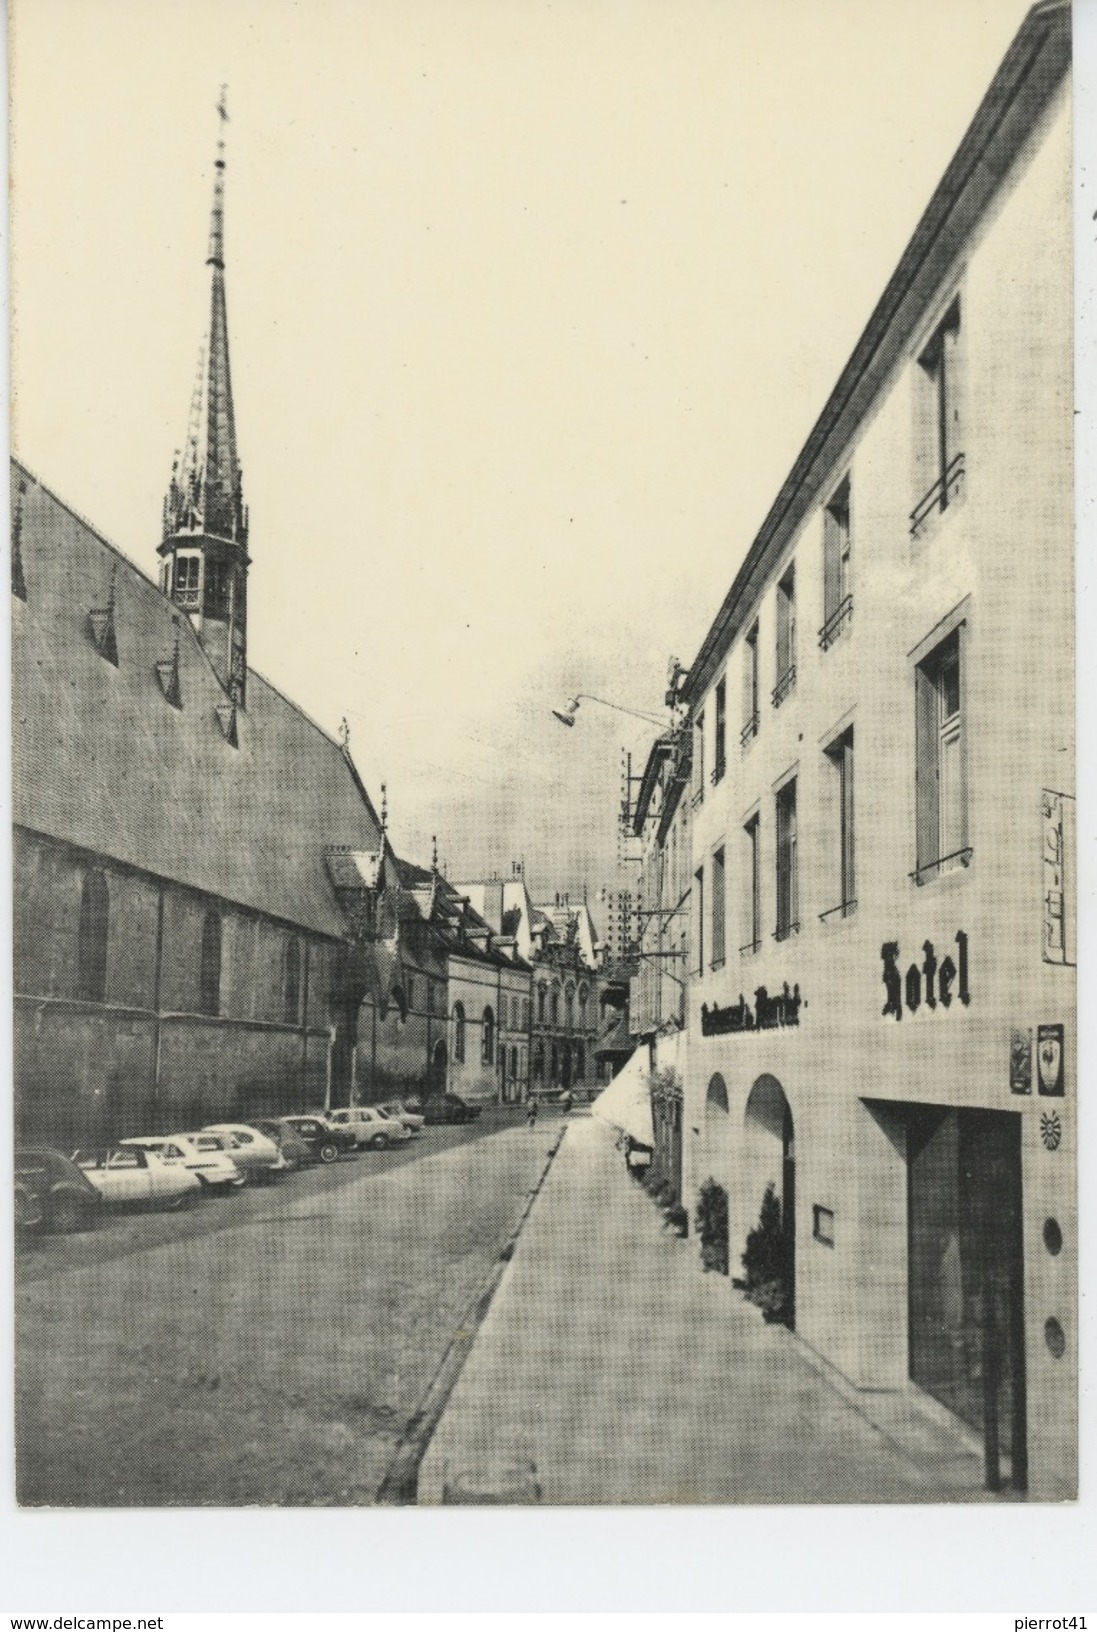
left=680, top=4, right=1073, bottom=1498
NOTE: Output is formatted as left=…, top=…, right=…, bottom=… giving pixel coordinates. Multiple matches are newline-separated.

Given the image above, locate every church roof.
left=12, top=463, right=382, bottom=939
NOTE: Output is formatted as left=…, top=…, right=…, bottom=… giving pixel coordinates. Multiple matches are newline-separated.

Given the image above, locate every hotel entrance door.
left=907, top=1106, right=1026, bottom=1491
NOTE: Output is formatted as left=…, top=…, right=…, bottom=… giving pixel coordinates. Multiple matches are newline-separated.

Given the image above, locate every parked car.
left=16, top=1148, right=103, bottom=1233
left=376, top=1099, right=425, bottom=1133
left=200, top=1123, right=288, bottom=1182
left=251, top=1118, right=316, bottom=1172
left=421, top=1093, right=483, bottom=1126
left=327, top=1105, right=412, bottom=1150
left=279, top=1113, right=356, bottom=1164
left=72, top=1145, right=201, bottom=1210
left=121, top=1134, right=245, bottom=1191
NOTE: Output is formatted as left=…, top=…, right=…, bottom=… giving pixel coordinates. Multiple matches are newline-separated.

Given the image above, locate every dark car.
left=421, top=1093, right=483, bottom=1126
left=280, top=1113, right=357, bottom=1164
left=15, top=1148, right=103, bottom=1234
left=252, top=1118, right=315, bottom=1173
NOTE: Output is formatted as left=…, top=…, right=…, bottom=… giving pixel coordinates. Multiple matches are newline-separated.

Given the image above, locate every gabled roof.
left=12, top=463, right=381, bottom=938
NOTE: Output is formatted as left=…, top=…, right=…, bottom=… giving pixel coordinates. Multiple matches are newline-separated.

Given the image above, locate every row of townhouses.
left=629, top=0, right=1074, bottom=1500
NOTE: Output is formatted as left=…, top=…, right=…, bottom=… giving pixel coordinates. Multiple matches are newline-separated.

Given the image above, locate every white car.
left=327, top=1105, right=413, bottom=1150
left=72, top=1145, right=201, bottom=1210
left=377, top=1099, right=426, bottom=1133
left=200, top=1123, right=288, bottom=1181
left=121, top=1134, right=245, bottom=1191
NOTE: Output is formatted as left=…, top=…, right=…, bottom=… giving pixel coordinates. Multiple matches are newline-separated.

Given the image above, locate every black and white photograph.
left=8, top=0, right=1079, bottom=1543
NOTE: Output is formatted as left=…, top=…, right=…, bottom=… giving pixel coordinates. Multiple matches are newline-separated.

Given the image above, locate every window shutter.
left=915, top=664, right=939, bottom=875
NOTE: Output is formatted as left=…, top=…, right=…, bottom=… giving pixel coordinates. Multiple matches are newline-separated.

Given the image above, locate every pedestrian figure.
left=561, top=1089, right=573, bottom=1116
left=526, top=1097, right=538, bottom=1128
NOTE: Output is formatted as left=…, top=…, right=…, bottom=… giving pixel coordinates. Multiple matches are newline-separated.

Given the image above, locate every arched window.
left=482, top=1006, right=495, bottom=1066
left=533, top=1039, right=544, bottom=1080
left=565, top=984, right=575, bottom=1029
left=199, top=910, right=222, bottom=1016
left=550, top=986, right=560, bottom=1025
left=537, top=983, right=547, bottom=1023
left=575, top=1042, right=585, bottom=1081
left=510, top=1046, right=519, bottom=1082
left=523, top=997, right=531, bottom=1030
left=452, top=1002, right=466, bottom=1063
left=283, top=936, right=302, bottom=1024
left=77, top=869, right=109, bottom=1003
left=550, top=1042, right=559, bottom=1084
left=578, top=984, right=589, bottom=1029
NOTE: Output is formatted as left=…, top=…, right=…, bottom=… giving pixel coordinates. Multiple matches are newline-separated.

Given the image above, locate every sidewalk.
left=417, top=1114, right=991, bottom=1505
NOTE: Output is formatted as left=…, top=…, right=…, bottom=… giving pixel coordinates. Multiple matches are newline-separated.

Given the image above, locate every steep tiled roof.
left=12, top=463, right=381, bottom=939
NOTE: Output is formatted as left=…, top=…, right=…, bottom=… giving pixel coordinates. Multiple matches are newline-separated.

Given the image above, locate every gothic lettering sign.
left=1037, top=1023, right=1065, bottom=1097
left=881, top=932, right=969, bottom=1020
left=701, top=983, right=802, bottom=1037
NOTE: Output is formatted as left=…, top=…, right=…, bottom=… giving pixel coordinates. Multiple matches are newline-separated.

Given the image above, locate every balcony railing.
left=909, top=846, right=973, bottom=886
left=773, top=921, right=800, bottom=943
left=819, top=897, right=857, bottom=922
left=740, top=713, right=759, bottom=748
left=174, top=586, right=200, bottom=610
left=818, top=595, right=853, bottom=652
left=739, top=936, right=762, bottom=956
left=771, top=665, right=796, bottom=708
left=910, top=451, right=965, bottom=539
left=710, top=757, right=726, bottom=787
left=690, top=786, right=704, bottom=810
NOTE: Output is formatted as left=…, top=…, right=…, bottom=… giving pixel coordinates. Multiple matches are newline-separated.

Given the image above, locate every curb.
left=374, top=1124, right=569, bottom=1505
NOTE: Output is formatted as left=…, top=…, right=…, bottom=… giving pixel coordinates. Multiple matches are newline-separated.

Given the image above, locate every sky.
left=10, top=0, right=1040, bottom=915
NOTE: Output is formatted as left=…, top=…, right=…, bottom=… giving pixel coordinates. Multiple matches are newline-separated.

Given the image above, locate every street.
left=16, top=1109, right=563, bottom=1506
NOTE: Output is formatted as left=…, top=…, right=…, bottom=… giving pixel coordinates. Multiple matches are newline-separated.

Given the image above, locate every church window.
left=550, top=986, right=560, bottom=1025
left=77, top=869, right=109, bottom=1003
left=537, top=983, right=547, bottom=1023
left=175, top=555, right=200, bottom=608
left=578, top=984, right=589, bottom=1029
left=283, top=936, right=302, bottom=1025
left=564, top=984, right=575, bottom=1029
left=199, top=910, right=223, bottom=1017
left=452, top=1002, right=466, bottom=1063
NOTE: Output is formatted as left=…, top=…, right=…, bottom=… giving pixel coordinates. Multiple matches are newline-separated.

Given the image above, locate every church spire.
left=159, top=88, right=250, bottom=707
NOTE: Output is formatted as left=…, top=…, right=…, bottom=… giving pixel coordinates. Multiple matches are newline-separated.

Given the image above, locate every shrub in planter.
left=740, top=1183, right=791, bottom=1325
left=695, top=1178, right=729, bottom=1274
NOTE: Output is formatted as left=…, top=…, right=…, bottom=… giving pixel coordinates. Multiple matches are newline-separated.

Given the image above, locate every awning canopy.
left=590, top=1047, right=654, bottom=1147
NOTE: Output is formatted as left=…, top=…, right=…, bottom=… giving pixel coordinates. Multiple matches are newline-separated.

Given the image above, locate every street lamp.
left=552, top=693, right=665, bottom=729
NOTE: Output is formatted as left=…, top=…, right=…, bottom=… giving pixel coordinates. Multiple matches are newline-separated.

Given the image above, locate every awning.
left=590, top=1047, right=654, bottom=1147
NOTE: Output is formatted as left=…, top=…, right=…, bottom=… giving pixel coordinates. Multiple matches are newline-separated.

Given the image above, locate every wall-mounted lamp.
left=552, top=693, right=664, bottom=729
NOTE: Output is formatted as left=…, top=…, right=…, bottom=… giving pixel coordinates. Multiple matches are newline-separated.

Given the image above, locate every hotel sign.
left=881, top=931, right=969, bottom=1020
left=701, top=983, right=802, bottom=1036
left=1042, top=790, right=1075, bottom=966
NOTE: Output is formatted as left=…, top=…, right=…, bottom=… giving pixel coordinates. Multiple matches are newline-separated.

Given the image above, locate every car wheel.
left=52, top=1193, right=86, bottom=1233
left=161, top=1189, right=191, bottom=1211
left=369, top=1133, right=389, bottom=1150
left=318, top=1141, right=340, bottom=1164
left=16, top=1184, right=44, bottom=1233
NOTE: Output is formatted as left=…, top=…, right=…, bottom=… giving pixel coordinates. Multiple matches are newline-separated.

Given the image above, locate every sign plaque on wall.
left=1042, top=790, right=1076, bottom=966
left=1037, top=1023, right=1065, bottom=1096
left=1009, top=1028, right=1032, bottom=1094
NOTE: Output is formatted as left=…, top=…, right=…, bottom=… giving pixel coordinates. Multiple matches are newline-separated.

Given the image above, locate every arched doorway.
left=743, top=1074, right=795, bottom=1327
